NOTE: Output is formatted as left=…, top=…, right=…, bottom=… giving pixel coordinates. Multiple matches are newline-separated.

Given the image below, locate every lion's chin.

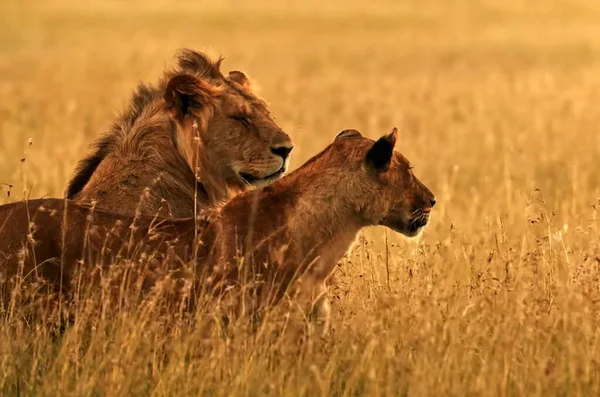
left=239, top=164, right=288, bottom=188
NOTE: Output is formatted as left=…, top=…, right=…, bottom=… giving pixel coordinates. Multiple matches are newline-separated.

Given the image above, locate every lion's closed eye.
left=230, top=114, right=252, bottom=128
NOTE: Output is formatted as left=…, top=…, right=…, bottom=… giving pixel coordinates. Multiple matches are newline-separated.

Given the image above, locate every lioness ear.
left=366, top=127, right=398, bottom=171
left=228, top=70, right=251, bottom=89
left=164, top=74, right=221, bottom=123
left=335, top=129, right=363, bottom=140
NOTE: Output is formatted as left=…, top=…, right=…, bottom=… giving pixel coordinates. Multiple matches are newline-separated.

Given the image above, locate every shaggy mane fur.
left=65, top=48, right=292, bottom=218
left=66, top=50, right=223, bottom=199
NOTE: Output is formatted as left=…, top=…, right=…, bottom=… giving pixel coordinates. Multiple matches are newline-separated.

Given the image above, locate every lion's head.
left=168, top=50, right=294, bottom=190
left=328, top=128, right=436, bottom=237
left=66, top=49, right=293, bottom=217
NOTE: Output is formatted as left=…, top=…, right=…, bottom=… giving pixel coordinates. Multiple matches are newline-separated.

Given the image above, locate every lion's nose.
left=430, top=198, right=437, bottom=207
left=271, top=145, right=294, bottom=160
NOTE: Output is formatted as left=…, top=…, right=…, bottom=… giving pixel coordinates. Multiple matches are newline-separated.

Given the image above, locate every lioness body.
left=1, top=129, right=435, bottom=332
left=67, top=49, right=293, bottom=217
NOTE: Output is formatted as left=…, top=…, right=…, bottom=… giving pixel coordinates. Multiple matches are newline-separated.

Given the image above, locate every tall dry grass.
left=1, top=0, right=600, bottom=395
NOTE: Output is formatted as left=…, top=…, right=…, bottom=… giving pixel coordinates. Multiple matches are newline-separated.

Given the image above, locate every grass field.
left=1, top=0, right=600, bottom=395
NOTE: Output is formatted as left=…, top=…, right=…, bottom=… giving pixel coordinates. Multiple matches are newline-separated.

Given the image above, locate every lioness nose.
left=430, top=198, right=437, bottom=207
left=271, top=145, right=293, bottom=160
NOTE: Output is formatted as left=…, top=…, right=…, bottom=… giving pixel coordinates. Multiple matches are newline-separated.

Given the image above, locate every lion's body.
left=67, top=49, right=293, bottom=217
left=1, top=129, right=435, bottom=333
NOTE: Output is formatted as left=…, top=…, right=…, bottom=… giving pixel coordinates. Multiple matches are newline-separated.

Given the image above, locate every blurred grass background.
left=1, top=0, right=600, bottom=395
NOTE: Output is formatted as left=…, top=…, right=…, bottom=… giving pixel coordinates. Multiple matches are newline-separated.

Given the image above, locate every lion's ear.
left=228, top=70, right=251, bottom=89
left=164, top=74, right=221, bottom=123
left=366, top=127, right=398, bottom=171
left=335, top=129, right=362, bottom=140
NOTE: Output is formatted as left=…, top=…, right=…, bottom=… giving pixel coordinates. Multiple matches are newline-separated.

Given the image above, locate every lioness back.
left=0, top=199, right=205, bottom=307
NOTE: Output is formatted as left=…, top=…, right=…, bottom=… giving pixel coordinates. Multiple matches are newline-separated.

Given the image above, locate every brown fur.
left=66, top=49, right=293, bottom=217
left=2, top=128, right=435, bottom=333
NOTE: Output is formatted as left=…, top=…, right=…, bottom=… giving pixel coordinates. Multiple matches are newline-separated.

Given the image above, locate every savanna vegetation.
left=1, top=0, right=600, bottom=395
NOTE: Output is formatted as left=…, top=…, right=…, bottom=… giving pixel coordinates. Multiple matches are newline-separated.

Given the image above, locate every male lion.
left=66, top=49, right=293, bottom=217
left=1, top=128, right=435, bottom=335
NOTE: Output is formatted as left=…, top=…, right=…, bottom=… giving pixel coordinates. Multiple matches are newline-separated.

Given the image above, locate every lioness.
left=66, top=49, right=293, bottom=217
left=1, top=128, right=435, bottom=334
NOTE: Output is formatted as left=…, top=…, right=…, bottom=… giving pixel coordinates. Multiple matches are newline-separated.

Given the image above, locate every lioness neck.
left=222, top=160, right=365, bottom=280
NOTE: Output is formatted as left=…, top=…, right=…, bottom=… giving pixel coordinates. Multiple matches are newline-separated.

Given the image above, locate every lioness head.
left=166, top=49, right=294, bottom=190
left=334, top=128, right=436, bottom=237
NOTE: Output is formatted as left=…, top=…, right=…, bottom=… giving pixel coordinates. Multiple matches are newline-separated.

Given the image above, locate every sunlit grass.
left=1, top=0, right=600, bottom=395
